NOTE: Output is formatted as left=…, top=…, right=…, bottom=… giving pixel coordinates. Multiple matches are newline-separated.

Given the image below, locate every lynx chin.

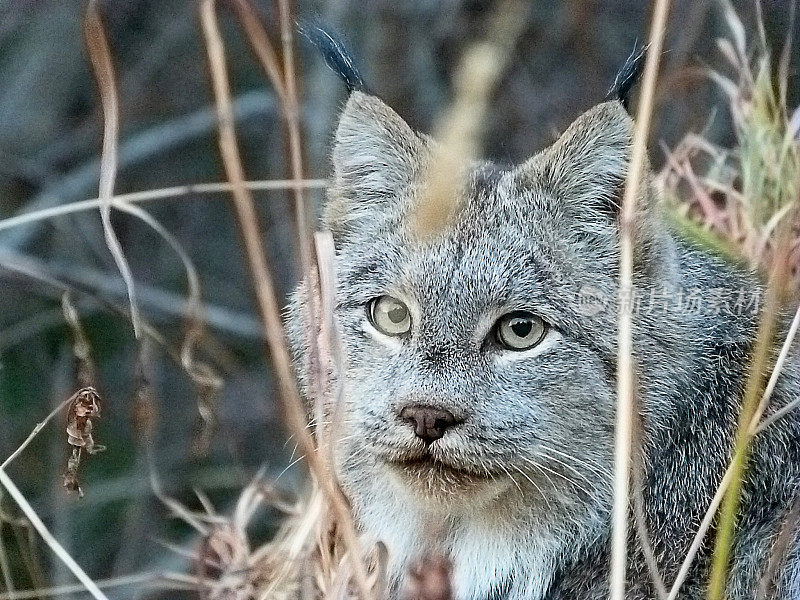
left=286, top=34, right=800, bottom=600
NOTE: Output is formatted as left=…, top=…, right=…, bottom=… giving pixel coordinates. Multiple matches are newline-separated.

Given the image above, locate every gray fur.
left=286, top=91, right=800, bottom=599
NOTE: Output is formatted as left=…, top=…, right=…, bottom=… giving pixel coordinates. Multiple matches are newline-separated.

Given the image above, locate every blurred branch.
left=0, top=251, right=220, bottom=389
left=0, top=90, right=276, bottom=250
left=0, top=260, right=261, bottom=344
left=411, top=0, right=528, bottom=239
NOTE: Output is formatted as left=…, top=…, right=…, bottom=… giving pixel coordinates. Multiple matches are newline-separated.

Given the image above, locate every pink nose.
left=399, top=405, right=459, bottom=444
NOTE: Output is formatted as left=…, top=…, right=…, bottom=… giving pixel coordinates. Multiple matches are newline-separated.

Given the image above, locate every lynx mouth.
left=384, top=453, right=489, bottom=481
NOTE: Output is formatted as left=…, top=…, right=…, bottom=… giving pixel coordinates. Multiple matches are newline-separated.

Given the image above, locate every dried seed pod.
left=62, top=387, right=106, bottom=497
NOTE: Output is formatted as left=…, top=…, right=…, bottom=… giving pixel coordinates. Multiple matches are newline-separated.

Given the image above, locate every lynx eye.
left=368, top=295, right=412, bottom=336
left=495, top=311, right=546, bottom=351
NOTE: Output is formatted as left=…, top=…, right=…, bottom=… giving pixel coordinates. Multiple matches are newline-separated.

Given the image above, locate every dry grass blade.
left=198, top=2, right=372, bottom=597
left=656, top=14, right=800, bottom=593
left=667, top=231, right=800, bottom=600
left=0, top=571, right=186, bottom=600
left=410, top=0, right=527, bottom=240
left=231, top=1, right=328, bottom=471
left=707, top=240, right=793, bottom=599
left=83, top=1, right=141, bottom=338
left=611, top=2, right=671, bottom=599
left=229, top=0, right=317, bottom=270
left=0, top=469, right=109, bottom=600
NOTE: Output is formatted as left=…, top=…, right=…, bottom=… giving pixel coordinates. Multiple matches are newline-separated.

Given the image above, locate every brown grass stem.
left=198, top=3, right=372, bottom=597
left=611, top=2, right=671, bottom=599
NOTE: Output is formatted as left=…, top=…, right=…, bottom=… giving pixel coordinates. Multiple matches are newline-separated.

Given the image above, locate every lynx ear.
left=519, top=101, right=634, bottom=215
left=330, top=91, right=425, bottom=209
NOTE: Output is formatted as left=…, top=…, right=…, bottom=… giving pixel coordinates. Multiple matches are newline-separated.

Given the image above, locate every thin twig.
left=755, top=395, right=800, bottom=434
left=0, top=89, right=274, bottom=251
left=1, top=397, right=74, bottom=470
left=0, top=469, right=109, bottom=600
left=0, top=179, right=327, bottom=234
left=611, top=2, right=671, bottom=598
left=84, top=1, right=140, bottom=338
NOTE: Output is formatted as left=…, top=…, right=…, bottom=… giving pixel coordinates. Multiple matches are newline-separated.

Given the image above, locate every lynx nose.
left=399, top=405, right=459, bottom=444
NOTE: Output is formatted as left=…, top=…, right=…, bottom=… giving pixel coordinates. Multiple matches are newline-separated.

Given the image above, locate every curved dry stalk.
left=84, top=2, right=141, bottom=338
left=109, top=201, right=221, bottom=391
left=0, top=179, right=327, bottom=235
left=611, top=2, right=671, bottom=598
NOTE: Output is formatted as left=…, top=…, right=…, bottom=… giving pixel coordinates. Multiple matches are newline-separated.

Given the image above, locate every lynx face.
left=296, top=91, right=664, bottom=521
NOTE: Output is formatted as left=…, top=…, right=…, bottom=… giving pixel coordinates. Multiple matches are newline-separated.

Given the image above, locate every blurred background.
left=0, top=0, right=797, bottom=598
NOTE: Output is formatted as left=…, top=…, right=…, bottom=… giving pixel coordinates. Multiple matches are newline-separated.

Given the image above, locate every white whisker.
left=511, top=464, right=552, bottom=511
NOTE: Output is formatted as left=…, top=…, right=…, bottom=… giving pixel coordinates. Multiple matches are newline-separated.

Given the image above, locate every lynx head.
left=289, top=88, right=676, bottom=532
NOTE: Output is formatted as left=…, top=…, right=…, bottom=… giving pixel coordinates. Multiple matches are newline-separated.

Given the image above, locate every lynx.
left=287, top=31, right=800, bottom=599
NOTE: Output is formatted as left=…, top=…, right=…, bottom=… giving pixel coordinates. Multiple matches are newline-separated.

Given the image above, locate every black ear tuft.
left=299, top=22, right=365, bottom=93
left=605, top=44, right=647, bottom=111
